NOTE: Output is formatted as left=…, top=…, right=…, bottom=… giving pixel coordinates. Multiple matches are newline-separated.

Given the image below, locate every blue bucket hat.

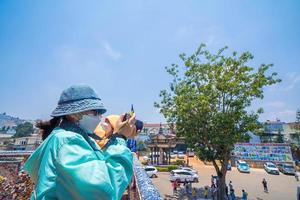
left=51, top=84, right=106, bottom=117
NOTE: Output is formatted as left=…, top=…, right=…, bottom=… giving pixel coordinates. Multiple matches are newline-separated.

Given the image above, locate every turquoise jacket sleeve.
left=55, top=134, right=133, bottom=200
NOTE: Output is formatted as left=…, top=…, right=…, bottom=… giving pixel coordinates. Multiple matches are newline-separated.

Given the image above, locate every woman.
left=23, top=84, right=134, bottom=200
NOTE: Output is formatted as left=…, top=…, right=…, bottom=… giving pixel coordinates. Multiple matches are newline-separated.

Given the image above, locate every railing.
left=131, top=155, right=162, bottom=200
left=0, top=150, right=34, bottom=156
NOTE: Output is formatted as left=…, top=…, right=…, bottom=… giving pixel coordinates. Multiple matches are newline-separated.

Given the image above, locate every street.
left=151, top=157, right=299, bottom=200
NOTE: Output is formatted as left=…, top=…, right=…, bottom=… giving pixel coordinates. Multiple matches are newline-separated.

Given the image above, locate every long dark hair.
left=36, top=117, right=62, bottom=140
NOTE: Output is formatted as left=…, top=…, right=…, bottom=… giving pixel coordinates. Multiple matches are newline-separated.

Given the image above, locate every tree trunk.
left=212, top=159, right=229, bottom=200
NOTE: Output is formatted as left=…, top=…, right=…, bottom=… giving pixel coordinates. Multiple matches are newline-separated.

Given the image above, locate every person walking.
left=23, top=85, right=137, bottom=200
left=242, top=189, right=248, bottom=200
left=172, top=180, right=178, bottom=195
left=204, top=187, right=208, bottom=199
left=225, top=184, right=229, bottom=199
left=211, top=175, right=216, bottom=188
left=230, top=189, right=236, bottom=200
left=229, top=180, right=233, bottom=191
left=295, top=170, right=299, bottom=181
left=212, top=187, right=218, bottom=200
left=192, top=187, right=197, bottom=200
left=262, top=178, right=268, bottom=192
left=184, top=179, right=189, bottom=194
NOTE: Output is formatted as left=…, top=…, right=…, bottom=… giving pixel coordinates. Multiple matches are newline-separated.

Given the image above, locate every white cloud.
left=103, top=41, right=122, bottom=60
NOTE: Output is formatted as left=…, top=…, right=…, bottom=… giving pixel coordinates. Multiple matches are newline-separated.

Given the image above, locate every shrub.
left=171, top=160, right=185, bottom=166
left=167, top=165, right=178, bottom=171
left=156, top=167, right=169, bottom=172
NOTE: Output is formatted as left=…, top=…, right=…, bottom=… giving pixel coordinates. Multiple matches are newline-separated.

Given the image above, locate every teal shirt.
left=23, top=123, right=133, bottom=200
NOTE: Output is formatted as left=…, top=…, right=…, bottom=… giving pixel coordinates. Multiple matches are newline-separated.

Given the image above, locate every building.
left=259, top=120, right=286, bottom=142
left=0, top=134, right=14, bottom=150
left=13, top=134, right=42, bottom=151
left=283, top=122, right=300, bottom=146
left=142, top=123, right=175, bottom=136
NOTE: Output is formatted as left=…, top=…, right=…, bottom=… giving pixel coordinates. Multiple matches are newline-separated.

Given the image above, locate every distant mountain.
left=0, top=112, right=25, bottom=128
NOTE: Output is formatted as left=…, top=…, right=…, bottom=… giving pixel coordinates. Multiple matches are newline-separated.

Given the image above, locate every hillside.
left=0, top=112, right=24, bottom=128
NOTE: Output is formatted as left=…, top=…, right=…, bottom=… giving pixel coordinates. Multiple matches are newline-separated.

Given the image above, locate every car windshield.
left=284, top=165, right=294, bottom=169
left=240, top=163, right=248, bottom=167
left=268, top=164, right=276, bottom=168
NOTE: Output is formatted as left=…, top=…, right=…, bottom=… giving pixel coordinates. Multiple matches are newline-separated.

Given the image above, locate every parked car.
left=227, top=163, right=232, bottom=171
left=144, top=166, right=158, bottom=178
left=264, top=162, right=279, bottom=175
left=170, top=153, right=176, bottom=159
left=277, top=163, right=296, bottom=175
left=236, top=160, right=250, bottom=173
left=170, top=169, right=199, bottom=183
left=177, top=151, right=185, bottom=159
left=186, top=148, right=195, bottom=157
left=180, top=167, right=198, bottom=174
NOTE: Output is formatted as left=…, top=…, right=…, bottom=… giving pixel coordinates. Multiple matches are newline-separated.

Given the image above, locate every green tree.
left=14, top=122, right=33, bottom=138
left=155, top=44, right=280, bottom=200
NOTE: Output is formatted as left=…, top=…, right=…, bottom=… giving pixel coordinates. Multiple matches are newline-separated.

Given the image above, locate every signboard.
left=234, top=143, right=293, bottom=162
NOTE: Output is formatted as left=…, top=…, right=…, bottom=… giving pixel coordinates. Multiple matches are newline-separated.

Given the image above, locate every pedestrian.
left=229, top=180, right=233, bottom=191
left=172, top=180, right=178, bottom=195
left=262, top=178, right=268, bottom=192
left=212, top=187, right=218, bottom=200
left=192, top=187, right=197, bottom=200
left=204, top=187, right=208, bottom=199
left=230, top=189, right=236, bottom=200
left=295, top=170, right=299, bottom=181
left=184, top=179, right=189, bottom=193
left=242, top=189, right=248, bottom=200
left=225, top=184, right=229, bottom=199
left=211, top=175, right=215, bottom=188
left=23, top=84, right=137, bottom=200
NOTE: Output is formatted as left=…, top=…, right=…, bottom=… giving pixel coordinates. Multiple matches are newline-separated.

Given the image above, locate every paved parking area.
left=151, top=157, right=299, bottom=200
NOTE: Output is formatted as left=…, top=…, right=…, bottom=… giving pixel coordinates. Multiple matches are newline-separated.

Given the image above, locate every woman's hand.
left=113, top=113, right=137, bottom=138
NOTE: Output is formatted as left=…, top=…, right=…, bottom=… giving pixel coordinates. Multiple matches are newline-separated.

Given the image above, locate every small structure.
left=146, top=125, right=185, bottom=165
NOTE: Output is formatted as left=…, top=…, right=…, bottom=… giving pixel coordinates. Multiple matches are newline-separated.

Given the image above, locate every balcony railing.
left=130, top=155, right=162, bottom=200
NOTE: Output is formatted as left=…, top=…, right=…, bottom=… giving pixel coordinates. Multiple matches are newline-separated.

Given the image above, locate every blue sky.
left=0, top=0, right=299, bottom=123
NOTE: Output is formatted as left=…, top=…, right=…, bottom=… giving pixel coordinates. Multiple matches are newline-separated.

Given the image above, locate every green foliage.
left=171, top=160, right=185, bottom=166
left=14, top=122, right=33, bottom=138
left=156, top=167, right=169, bottom=172
left=156, top=165, right=178, bottom=172
left=167, top=165, right=178, bottom=171
left=155, top=43, right=280, bottom=199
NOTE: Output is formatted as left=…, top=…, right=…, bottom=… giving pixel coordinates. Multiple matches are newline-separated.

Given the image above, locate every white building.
left=13, top=134, right=42, bottom=150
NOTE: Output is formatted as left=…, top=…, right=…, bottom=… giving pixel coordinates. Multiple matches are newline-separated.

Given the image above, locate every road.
left=151, top=157, right=299, bottom=200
